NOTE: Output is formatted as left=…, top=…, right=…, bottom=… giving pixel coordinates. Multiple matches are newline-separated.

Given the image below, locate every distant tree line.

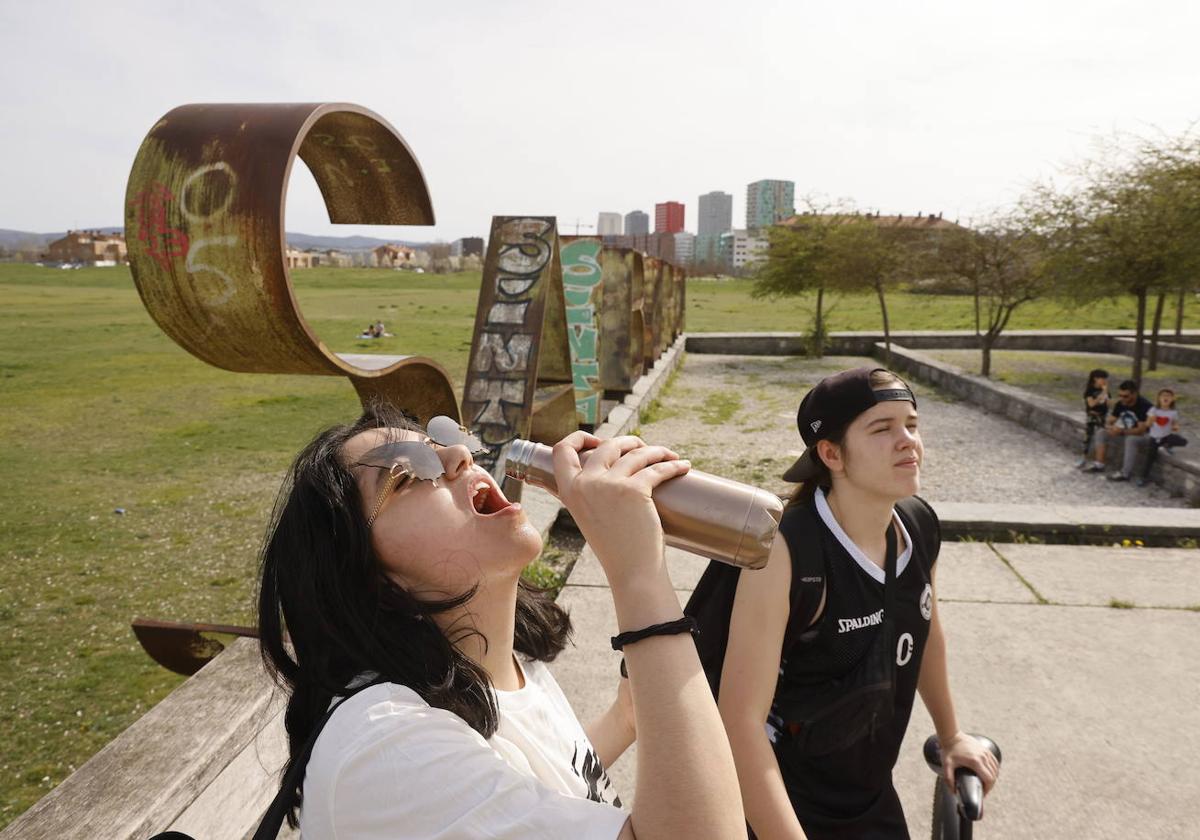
left=752, top=130, right=1200, bottom=382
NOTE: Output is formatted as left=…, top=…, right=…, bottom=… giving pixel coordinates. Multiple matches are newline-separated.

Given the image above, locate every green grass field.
left=0, top=262, right=1195, bottom=826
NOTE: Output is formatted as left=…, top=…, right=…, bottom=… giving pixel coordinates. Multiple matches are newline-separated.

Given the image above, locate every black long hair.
left=1084, top=368, right=1109, bottom=397
left=257, top=403, right=572, bottom=826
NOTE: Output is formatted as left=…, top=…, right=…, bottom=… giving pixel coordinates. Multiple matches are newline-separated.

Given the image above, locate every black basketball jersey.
left=769, top=489, right=940, bottom=833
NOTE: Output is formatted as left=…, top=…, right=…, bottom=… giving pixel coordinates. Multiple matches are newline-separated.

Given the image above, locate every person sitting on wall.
left=1136, top=387, right=1188, bottom=487
left=1079, top=368, right=1110, bottom=472
left=1104, top=380, right=1153, bottom=482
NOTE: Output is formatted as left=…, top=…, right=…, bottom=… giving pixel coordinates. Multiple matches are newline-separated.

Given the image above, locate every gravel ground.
left=637, top=353, right=1188, bottom=508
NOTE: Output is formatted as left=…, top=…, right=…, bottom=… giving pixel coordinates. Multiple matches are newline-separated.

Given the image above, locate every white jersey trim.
left=814, top=487, right=912, bottom=584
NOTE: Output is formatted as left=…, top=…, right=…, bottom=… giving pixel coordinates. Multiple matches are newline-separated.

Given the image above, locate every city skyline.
left=4, top=2, right=1200, bottom=243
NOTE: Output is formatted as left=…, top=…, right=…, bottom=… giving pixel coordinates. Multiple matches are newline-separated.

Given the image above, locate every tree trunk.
left=1148, top=291, right=1166, bottom=371
left=981, top=333, right=993, bottom=377
left=814, top=285, right=826, bottom=358
left=973, top=278, right=981, bottom=337
left=1176, top=287, right=1186, bottom=338
left=876, top=282, right=892, bottom=366
left=1131, top=287, right=1147, bottom=384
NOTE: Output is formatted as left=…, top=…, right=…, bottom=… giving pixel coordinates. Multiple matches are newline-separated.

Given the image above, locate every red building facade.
left=654, top=201, right=685, bottom=234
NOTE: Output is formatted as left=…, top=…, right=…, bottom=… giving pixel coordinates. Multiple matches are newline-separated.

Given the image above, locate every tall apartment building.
left=696, top=190, right=733, bottom=268
left=624, top=210, right=650, bottom=236
left=673, top=232, right=695, bottom=265
left=597, top=212, right=623, bottom=236
left=697, top=191, right=733, bottom=236
left=746, top=179, right=795, bottom=231
left=654, top=201, right=685, bottom=234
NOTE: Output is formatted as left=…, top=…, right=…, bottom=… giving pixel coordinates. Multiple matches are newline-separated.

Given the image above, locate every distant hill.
left=0, top=228, right=434, bottom=252
left=282, top=232, right=432, bottom=251
left=0, top=228, right=120, bottom=250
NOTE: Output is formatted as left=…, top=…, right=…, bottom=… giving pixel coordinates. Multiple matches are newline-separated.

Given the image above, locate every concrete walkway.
left=552, top=540, right=1200, bottom=840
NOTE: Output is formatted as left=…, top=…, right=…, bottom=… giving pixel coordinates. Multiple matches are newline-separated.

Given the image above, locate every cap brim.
left=782, top=448, right=820, bottom=482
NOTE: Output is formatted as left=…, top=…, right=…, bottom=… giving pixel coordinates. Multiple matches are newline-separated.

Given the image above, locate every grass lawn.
left=0, top=263, right=489, bottom=824
left=0, top=262, right=1194, bottom=827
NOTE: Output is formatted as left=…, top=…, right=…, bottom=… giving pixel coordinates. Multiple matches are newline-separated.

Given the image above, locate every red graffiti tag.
left=132, top=182, right=189, bottom=270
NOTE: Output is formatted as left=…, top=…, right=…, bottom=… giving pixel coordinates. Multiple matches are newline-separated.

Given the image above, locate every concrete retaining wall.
left=1111, top=337, right=1200, bottom=368
left=686, top=329, right=1200, bottom=358
left=880, top=342, right=1200, bottom=503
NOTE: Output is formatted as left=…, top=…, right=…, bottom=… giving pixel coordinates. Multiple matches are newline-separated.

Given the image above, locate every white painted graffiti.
left=463, top=217, right=558, bottom=470
left=474, top=331, right=533, bottom=374
left=467, top=378, right=527, bottom=427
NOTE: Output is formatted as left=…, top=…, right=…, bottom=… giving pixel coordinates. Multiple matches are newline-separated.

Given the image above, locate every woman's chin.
left=513, top=526, right=545, bottom=565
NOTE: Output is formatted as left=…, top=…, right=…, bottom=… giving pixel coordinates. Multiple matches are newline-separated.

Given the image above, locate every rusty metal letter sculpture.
left=124, top=102, right=459, bottom=423
left=462, top=217, right=577, bottom=477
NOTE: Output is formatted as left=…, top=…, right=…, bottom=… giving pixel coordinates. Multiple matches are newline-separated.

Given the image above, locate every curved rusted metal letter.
left=124, top=102, right=459, bottom=423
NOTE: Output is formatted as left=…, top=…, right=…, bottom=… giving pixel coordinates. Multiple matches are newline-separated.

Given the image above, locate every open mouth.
left=469, top=476, right=514, bottom=516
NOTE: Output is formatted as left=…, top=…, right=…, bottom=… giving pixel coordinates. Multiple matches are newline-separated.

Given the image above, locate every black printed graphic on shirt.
left=571, top=742, right=623, bottom=807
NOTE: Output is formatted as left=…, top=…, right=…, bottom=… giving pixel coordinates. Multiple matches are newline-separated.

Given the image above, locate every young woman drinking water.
left=715, top=368, right=999, bottom=839
left=257, top=404, right=743, bottom=840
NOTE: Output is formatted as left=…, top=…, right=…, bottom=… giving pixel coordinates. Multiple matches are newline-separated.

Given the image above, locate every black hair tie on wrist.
left=611, top=616, right=698, bottom=651
left=615, top=617, right=698, bottom=678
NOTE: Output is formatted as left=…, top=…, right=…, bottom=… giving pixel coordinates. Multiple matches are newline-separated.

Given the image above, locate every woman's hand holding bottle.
left=551, top=432, right=690, bottom=592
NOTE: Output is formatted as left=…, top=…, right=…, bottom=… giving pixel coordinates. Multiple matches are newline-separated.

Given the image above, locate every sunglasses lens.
left=427, top=415, right=485, bottom=453
left=360, top=441, right=445, bottom=481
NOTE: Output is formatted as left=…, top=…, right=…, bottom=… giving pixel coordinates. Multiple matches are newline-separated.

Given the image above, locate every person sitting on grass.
left=1079, top=368, right=1110, bottom=472
left=1104, top=380, right=1153, bottom=482
left=1137, top=388, right=1188, bottom=487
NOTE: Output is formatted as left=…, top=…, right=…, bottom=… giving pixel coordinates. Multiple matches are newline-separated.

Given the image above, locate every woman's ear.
left=816, top=439, right=843, bottom=476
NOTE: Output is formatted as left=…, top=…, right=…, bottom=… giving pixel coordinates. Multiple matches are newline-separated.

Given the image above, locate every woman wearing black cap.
left=716, top=367, right=998, bottom=839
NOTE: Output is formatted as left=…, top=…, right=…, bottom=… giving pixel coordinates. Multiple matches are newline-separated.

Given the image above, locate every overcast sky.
left=2, top=0, right=1198, bottom=242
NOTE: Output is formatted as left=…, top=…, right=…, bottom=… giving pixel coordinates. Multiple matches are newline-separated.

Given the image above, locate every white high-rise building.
left=673, top=232, right=695, bottom=265
left=719, top=229, right=768, bottom=271
left=597, top=212, right=623, bottom=236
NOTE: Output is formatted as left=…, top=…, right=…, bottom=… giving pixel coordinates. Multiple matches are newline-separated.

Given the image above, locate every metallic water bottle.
left=504, top=439, right=783, bottom=570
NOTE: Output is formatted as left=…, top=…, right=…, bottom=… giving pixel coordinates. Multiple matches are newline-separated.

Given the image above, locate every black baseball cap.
left=782, top=367, right=917, bottom=482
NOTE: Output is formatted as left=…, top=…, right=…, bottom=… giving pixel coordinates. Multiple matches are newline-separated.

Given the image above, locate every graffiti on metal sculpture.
left=561, top=238, right=605, bottom=425
left=124, top=102, right=458, bottom=423
left=463, top=217, right=576, bottom=475
left=642, top=257, right=663, bottom=369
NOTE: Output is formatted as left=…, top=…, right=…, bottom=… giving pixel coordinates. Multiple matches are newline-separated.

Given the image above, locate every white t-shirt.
left=300, top=657, right=628, bottom=840
left=1147, top=407, right=1179, bottom=440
